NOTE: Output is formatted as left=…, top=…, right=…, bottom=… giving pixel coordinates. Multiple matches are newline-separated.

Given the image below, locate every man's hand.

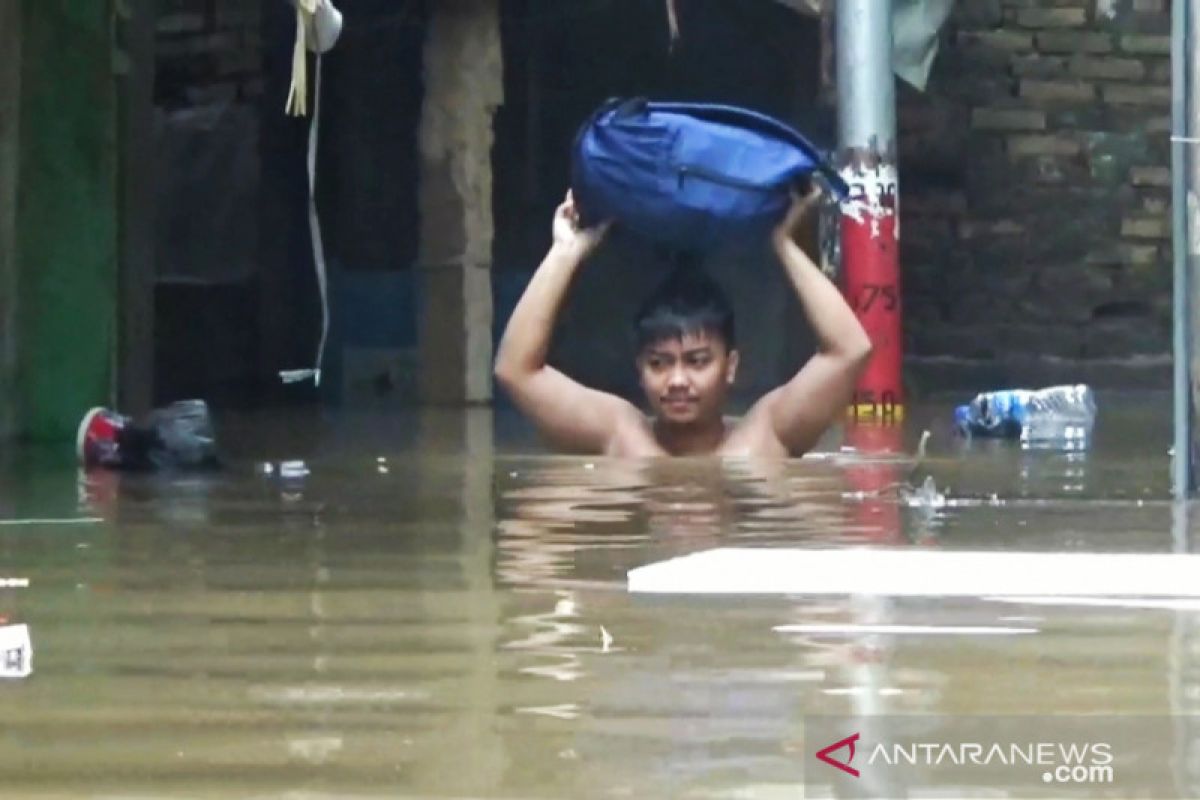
left=772, top=184, right=822, bottom=252
left=553, top=191, right=611, bottom=257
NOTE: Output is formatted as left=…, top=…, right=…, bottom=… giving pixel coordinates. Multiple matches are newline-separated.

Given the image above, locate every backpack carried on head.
left=571, top=98, right=848, bottom=254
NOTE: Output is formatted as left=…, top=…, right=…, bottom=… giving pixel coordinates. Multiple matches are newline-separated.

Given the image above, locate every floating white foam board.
left=984, top=595, right=1200, bottom=610
left=627, top=548, right=1200, bottom=597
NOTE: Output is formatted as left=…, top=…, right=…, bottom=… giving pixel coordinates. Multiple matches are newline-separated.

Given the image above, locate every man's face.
left=637, top=332, right=739, bottom=425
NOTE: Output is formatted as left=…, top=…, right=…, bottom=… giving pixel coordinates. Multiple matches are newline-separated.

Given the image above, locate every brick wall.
left=153, top=0, right=264, bottom=286
left=898, top=0, right=1172, bottom=386
left=156, top=0, right=263, bottom=108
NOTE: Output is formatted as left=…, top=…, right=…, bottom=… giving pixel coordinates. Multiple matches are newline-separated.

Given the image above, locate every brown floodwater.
left=1, top=392, right=1198, bottom=798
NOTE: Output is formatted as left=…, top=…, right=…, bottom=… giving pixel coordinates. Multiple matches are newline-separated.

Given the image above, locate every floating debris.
left=280, top=460, right=310, bottom=479
left=915, top=430, right=931, bottom=462
left=0, top=624, right=33, bottom=679
left=901, top=475, right=947, bottom=510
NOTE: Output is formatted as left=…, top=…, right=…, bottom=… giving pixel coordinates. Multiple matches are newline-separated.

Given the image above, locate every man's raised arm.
left=748, top=190, right=874, bottom=455
left=494, top=194, right=640, bottom=454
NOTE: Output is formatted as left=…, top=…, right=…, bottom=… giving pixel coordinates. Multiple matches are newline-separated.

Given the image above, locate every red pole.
left=840, top=159, right=902, bottom=423
left=836, top=0, right=902, bottom=424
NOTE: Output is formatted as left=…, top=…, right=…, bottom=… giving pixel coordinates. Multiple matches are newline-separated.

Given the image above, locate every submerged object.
left=572, top=98, right=847, bottom=253
left=77, top=400, right=219, bottom=471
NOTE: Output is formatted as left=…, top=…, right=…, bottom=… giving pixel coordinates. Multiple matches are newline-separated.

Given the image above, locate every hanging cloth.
left=279, top=0, right=343, bottom=386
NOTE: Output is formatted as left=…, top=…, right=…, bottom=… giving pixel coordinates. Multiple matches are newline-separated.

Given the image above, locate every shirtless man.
left=494, top=189, right=872, bottom=457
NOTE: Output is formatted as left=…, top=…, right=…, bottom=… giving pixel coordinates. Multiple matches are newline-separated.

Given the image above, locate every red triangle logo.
left=816, top=732, right=860, bottom=778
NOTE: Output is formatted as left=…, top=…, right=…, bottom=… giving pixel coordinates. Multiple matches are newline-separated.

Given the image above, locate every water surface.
left=0, top=394, right=1196, bottom=798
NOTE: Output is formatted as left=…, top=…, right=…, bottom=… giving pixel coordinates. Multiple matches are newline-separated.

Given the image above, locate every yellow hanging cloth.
left=286, top=0, right=320, bottom=116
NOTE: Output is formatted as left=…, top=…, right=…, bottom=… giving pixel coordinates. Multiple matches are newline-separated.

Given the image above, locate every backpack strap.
left=646, top=101, right=850, bottom=199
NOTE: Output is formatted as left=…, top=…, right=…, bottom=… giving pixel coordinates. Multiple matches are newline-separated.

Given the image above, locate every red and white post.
left=836, top=0, right=902, bottom=424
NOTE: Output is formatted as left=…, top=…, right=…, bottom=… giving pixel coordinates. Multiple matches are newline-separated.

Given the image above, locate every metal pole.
left=1189, top=0, right=1200, bottom=498
left=1175, top=0, right=1194, bottom=497
left=1171, top=0, right=1188, bottom=497
left=836, top=0, right=902, bottom=424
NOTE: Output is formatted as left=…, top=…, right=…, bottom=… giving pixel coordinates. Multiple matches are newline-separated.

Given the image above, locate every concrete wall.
left=154, top=0, right=265, bottom=404
left=418, top=0, right=503, bottom=405
left=898, top=0, right=1174, bottom=390
left=150, top=0, right=426, bottom=405
left=0, top=1, right=20, bottom=439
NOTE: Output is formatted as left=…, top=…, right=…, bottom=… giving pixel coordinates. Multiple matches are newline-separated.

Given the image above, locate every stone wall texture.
left=156, top=0, right=262, bottom=108
left=897, top=0, right=1172, bottom=385
left=152, top=0, right=265, bottom=404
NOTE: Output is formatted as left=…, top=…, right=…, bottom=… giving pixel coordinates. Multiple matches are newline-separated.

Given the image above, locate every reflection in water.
left=843, top=424, right=908, bottom=545
left=1, top=399, right=1199, bottom=797
left=1170, top=501, right=1200, bottom=797
left=505, top=590, right=590, bottom=682
left=495, top=454, right=880, bottom=595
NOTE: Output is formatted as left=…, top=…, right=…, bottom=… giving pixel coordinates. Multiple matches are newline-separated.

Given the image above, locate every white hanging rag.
left=280, top=0, right=343, bottom=387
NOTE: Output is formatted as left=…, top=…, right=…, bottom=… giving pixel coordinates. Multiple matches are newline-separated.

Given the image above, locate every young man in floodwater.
left=494, top=188, right=872, bottom=458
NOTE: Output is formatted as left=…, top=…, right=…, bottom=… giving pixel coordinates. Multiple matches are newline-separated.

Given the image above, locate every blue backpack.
left=571, top=98, right=848, bottom=253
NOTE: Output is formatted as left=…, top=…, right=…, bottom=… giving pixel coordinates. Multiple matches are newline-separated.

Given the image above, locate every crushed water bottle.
left=954, top=384, right=1096, bottom=446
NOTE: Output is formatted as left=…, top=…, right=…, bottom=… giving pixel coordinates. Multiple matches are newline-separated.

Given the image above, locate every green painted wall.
left=0, top=1, right=20, bottom=440
left=17, top=0, right=118, bottom=440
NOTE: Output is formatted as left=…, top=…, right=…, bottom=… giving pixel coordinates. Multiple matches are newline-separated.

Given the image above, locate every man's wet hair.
left=634, top=266, right=736, bottom=353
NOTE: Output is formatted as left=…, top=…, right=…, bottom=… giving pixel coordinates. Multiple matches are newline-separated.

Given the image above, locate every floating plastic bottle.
left=954, top=385, right=1096, bottom=447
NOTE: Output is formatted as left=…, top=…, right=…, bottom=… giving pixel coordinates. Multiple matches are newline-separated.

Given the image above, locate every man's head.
left=634, top=268, right=739, bottom=426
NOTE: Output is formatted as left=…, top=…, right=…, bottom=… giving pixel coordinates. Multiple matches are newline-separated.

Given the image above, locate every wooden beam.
left=117, top=0, right=157, bottom=415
